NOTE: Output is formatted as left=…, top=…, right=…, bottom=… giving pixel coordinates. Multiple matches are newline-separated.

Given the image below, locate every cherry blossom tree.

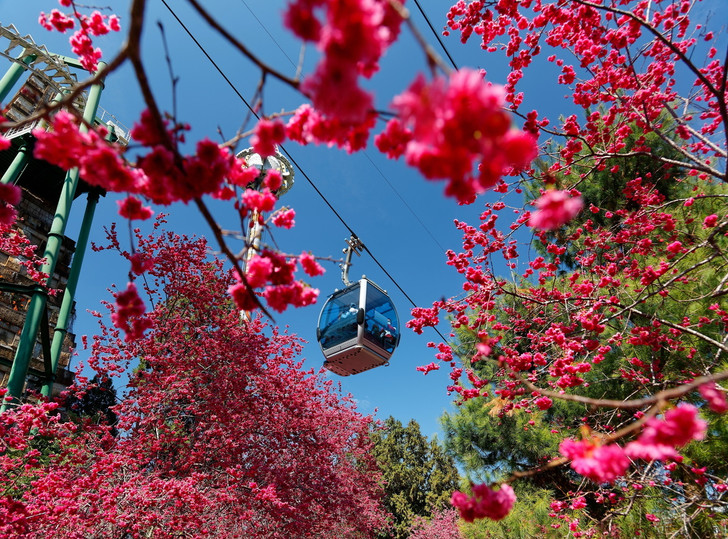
left=0, top=225, right=388, bottom=537
left=2, top=0, right=539, bottom=320
left=408, top=508, right=463, bottom=539
left=405, top=0, right=728, bottom=534
left=0, top=0, right=726, bottom=534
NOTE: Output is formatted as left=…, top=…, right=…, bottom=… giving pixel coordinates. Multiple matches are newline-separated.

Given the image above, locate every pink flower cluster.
left=528, top=189, right=584, bottom=230
left=625, top=404, right=707, bottom=461
left=34, top=111, right=136, bottom=190
left=271, top=208, right=296, bottom=229
left=451, top=483, right=516, bottom=522
left=285, top=0, right=403, bottom=123
left=117, top=196, right=154, bottom=221
left=534, top=396, right=553, bottom=410
left=416, top=362, right=440, bottom=375
left=110, top=282, right=153, bottom=342
left=136, top=141, right=236, bottom=205
left=251, top=119, right=285, bottom=158
left=299, top=252, right=325, bottom=277
left=699, top=382, right=727, bottom=413
left=285, top=103, right=376, bottom=153
left=559, top=438, right=630, bottom=484
left=0, top=183, right=22, bottom=226
left=560, top=405, right=707, bottom=484
left=39, top=4, right=120, bottom=72
left=33, top=108, right=325, bottom=317
left=34, top=110, right=238, bottom=205
left=242, top=188, right=277, bottom=213
left=229, top=250, right=320, bottom=313
left=38, top=10, right=74, bottom=33
left=376, top=69, right=537, bottom=203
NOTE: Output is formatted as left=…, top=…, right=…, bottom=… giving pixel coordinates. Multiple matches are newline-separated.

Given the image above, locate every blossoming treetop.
left=0, top=0, right=725, bottom=534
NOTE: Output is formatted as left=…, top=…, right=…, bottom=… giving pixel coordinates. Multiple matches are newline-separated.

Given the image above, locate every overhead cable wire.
left=235, top=0, right=448, bottom=254
left=160, top=0, right=452, bottom=344
left=160, top=0, right=358, bottom=235
left=239, top=0, right=298, bottom=70
left=160, top=0, right=254, bottom=111
left=361, top=151, right=447, bottom=253
left=412, top=0, right=459, bottom=71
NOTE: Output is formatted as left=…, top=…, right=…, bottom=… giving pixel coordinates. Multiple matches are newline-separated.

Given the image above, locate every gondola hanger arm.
left=341, top=235, right=364, bottom=286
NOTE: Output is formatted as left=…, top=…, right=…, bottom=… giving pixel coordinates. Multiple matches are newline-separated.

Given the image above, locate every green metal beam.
left=0, top=54, right=37, bottom=104
left=41, top=190, right=101, bottom=398
left=2, top=62, right=106, bottom=409
left=50, top=54, right=85, bottom=71
left=0, top=137, right=33, bottom=185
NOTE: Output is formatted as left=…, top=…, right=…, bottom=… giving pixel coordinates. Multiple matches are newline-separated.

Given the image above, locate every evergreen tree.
left=438, top=124, right=728, bottom=535
left=64, top=375, right=119, bottom=437
left=370, top=417, right=461, bottom=538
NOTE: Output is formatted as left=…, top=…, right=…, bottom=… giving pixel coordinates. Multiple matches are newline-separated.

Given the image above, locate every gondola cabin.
left=317, top=278, right=400, bottom=376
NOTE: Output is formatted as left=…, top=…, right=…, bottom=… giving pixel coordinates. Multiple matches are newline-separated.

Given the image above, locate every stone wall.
left=0, top=186, right=77, bottom=397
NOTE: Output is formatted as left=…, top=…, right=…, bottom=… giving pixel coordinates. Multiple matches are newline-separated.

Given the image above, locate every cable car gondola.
left=316, top=237, right=400, bottom=376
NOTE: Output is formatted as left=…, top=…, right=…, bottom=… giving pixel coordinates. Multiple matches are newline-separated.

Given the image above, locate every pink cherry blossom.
left=451, top=483, right=516, bottom=522
left=242, top=188, right=277, bottom=213
left=129, top=252, right=154, bottom=275
left=640, top=405, right=706, bottom=447
left=130, top=108, right=169, bottom=146
left=245, top=255, right=274, bottom=288
left=559, top=439, right=630, bottom=484
left=271, top=208, right=296, bottom=229
left=263, top=281, right=319, bottom=312
left=39, top=9, right=75, bottom=32
left=301, top=57, right=374, bottom=123
left=228, top=163, right=262, bottom=188
left=250, top=119, right=285, bottom=158
left=110, top=282, right=153, bottom=342
left=264, top=169, right=283, bottom=191
left=528, top=189, right=584, bottom=230
left=699, top=382, right=727, bottom=413
left=285, top=0, right=402, bottom=123
left=228, top=280, right=258, bottom=311
left=666, top=241, right=683, bottom=254
left=416, top=362, right=440, bottom=374
left=698, top=382, right=728, bottom=414
left=299, top=252, right=325, bottom=277
left=626, top=404, right=706, bottom=461
left=0, top=204, right=17, bottom=226
left=379, top=68, right=536, bottom=204
left=117, top=196, right=154, bottom=220
left=534, top=396, right=553, bottom=410
left=0, top=183, right=22, bottom=207
left=703, top=214, right=719, bottom=228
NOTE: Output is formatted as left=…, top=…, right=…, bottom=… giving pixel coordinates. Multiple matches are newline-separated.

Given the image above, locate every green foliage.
left=441, top=397, right=567, bottom=484
left=526, top=119, right=695, bottom=269
left=370, top=417, right=461, bottom=539
left=64, top=375, right=119, bottom=436
left=459, top=484, right=555, bottom=539
left=440, top=114, right=728, bottom=535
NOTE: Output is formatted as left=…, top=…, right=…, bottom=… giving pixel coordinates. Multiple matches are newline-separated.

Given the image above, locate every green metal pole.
left=0, top=137, right=33, bottom=185
left=0, top=54, right=37, bottom=104
left=2, top=63, right=106, bottom=409
left=41, top=190, right=100, bottom=398
left=1, top=89, right=65, bottom=185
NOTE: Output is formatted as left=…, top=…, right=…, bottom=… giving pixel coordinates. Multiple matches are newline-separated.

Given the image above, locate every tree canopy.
left=0, top=0, right=726, bottom=536
left=0, top=227, right=388, bottom=537
left=370, top=416, right=460, bottom=538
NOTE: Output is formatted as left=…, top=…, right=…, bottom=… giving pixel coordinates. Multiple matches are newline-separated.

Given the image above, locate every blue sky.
left=0, top=1, right=571, bottom=439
